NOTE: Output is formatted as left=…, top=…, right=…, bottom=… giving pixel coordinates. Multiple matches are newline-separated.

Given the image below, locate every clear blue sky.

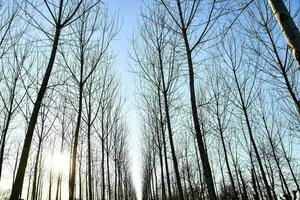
left=108, top=1, right=143, bottom=199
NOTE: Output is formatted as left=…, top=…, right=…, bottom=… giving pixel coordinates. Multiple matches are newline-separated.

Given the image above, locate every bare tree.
left=59, top=2, right=118, bottom=199
left=9, top=1, right=101, bottom=198
left=155, top=1, right=232, bottom=198
left=0, top=45, right=30, bottom=179
left=221, top=34, right=274, bottom=199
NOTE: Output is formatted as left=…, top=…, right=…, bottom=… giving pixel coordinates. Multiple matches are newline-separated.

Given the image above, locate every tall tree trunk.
left=268, top=0, right=300, bottom=68
left=106, top=139, right=111, bottom=200
left=0, top=106, right=14, bottom=179
left=12, top=144, right=20, bottom=188
left=118, top=163, right=122, bottom=200
left=194, top=138, right=204, bottom=199
left=182, top=28, right=216, bottom=200
left=101, top=140, right=106, bottom=199
left=115, top=160, right=118, bottom=200
left=174, top=1, right=217, bottom=198
left=79, top=141, right=83, bottom=200
left=217, top=115, right=238, bottom=199
left=56, top=105, right=65, bottom=200
left=55, top=163, right=62, bottom=200
left=158, top=88, right=172, bottom=198
left=153, top=152, right=158, bottom=200
left=264, top=27, right=300, bottom=115
left=262, top=116, right=291, bottom=198
left=251, top=167, right=260, bottom=200
left=87, top=118, right=93, bottom=200
left=101, top=109, right=106, bottom=200
left=79, top=164, right=82, bottom=200
left=155, top=89, right=166, bottom=200
left=69, top=81, right=84, bottom=200
left=186, top=157, right=195, bottom=200
left=239, top=167, right=248, bottom=200
left=279, top=135, right=300, bottom=191
left=10, top=25, right=62, bottom=200
left=48, top=168, right=53, bottom=200
left=232, top=68, right=273, bottom=200
left=229, top=146, right=242, bottom=198
left=85, top=165, right=89, bottom=200
left=0, top=68, right=19, bottom=179
left=158, top=47, right=184, bottom=200
left=36, top=155, right=43, bottom=200
left=26, top=174, right=32, bottom=200
left=31, top=139, right=42, bottom=200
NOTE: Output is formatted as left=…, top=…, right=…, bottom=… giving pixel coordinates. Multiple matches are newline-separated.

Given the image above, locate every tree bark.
left=268, top=0, right=300, bottom=68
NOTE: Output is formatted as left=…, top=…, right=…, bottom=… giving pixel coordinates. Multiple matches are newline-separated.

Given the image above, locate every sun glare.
left=46, top=152, right=70, bottom=174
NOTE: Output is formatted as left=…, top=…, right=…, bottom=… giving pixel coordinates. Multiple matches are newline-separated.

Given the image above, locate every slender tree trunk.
left=229, top=146, right=242, bottom=198
left=10, top=26, right=62, bottom=200
left=85, top=166, right=89, bottom=200
left=101, top=139, right=105, bottom=200
left=232, top=68, right=273, bottom=200
left=12, top=144, right=20, bottom=188
left=158, top=144, right=166, bottom=200
left=0, top=109, right=13, bottom=179
left=31, top=140, right=42, bottom=200
left=279, top=135, right=300, bottom=191
left=194, top=137, right=204, bottom=199
left=219, top=151, right=226, bottom=195
left=158, top=47, right=184, bottom=200
left=26, top=174, right=32, bottom=200
left=182, top=166, right=188, bottom=197
left=182, top=30, right=216, bottom=200
left=244, top=106, right=273, bottom=199
left=239, top=168, right=248, bottom=200
left=115, top=160, right=118, bottom=200
left=69, top=80, right=84, bottom=200
left=158, top=88, right=172, bottom=198
left=87, top=108, right=93, bottom=200
left=79, top=165, right=82, bottom=200
left=153, top=153, right=158, bottom=200
left=217, top=117, right=237, bottom=199
left=174, top=1, right=217, bottom=198
left=48, top=163, right=53, bottom=200
left=118, top=164, right=122, bottom=199
left=186, top=159, right=195, bottom=200
left=265, top=28, right=300, bottom=115
left=55, top=163, right=62, bottom=200
left=251, top=167, right=260, bottom=200
left=56, top=105, right=65, bottom=200
left=0, top=74, right=18, bottom=179
left=262, top=116, right=291, bottom=198
left=79, top=141, right=83, bottom=200
left=268, top=0, right=300, bottom=68
left=106, top=139, right=111, bottom=200
left=36, top=155, right=43, bottom=200
left=150, top=178, right=154, bottom=200
left=155, top=88, right=166, bottom=200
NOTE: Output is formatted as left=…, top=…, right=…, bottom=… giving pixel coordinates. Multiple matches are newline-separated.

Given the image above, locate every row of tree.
left=134, top=0, right=300, bottom=200
left=0, top=0, right=136, bottom=200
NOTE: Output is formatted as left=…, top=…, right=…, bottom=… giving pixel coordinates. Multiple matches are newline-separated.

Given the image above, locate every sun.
left=46, top=151, right=70, bottom=174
